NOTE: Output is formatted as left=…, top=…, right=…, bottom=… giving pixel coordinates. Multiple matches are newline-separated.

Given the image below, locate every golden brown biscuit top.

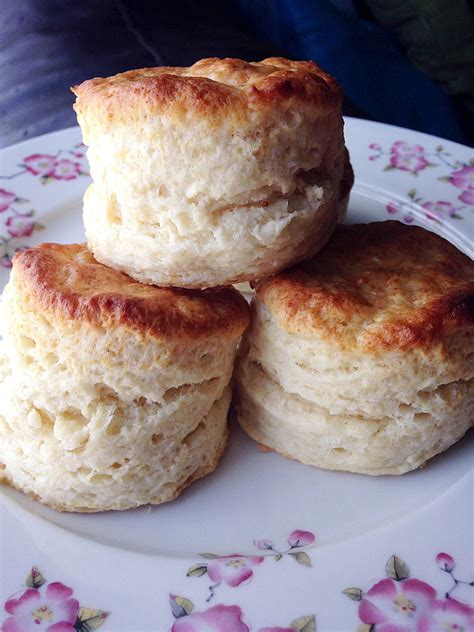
left=13, top=244, right=249, bottom=341
left=255, top=221, right=474, bottom=351
left=72, top=57, right=341, bottom=123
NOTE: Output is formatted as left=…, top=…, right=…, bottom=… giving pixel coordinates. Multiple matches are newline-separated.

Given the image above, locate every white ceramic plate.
left=0, top=119, right=473, bottom=632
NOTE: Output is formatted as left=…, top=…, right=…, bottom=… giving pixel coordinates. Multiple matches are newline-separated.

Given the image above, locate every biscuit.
left=337, top=147, right=354, bottom=222
left=0, top=244, right=248, bottom=511
left=235, top=221, right=474, bottom=475
left=73, top=57, right=350, bottom=288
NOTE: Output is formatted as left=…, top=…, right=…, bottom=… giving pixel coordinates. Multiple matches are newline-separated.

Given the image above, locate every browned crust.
left=12, top=244, right=249, bottom=341
left=254, top=221, right=474, bottom=351
left=72, top=57, right=342, bottom=124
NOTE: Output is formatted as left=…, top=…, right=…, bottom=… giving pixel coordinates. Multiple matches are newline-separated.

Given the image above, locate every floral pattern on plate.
left=0, top=190, right=44, bottom=268
left=1, top=567, right=109, bottom=632
left=168, top=530, right=317, bottom=630
left=385, top=189, right=467, bottom=225
left=0, top=141, right=89, bottom=268
left=369, top=140, right=473, bottom=225
left=0, top=144, right=88, bottom=185
left=169, top=596, right=315, bottom=632
left=186, top=530, right=315, bottom=602
left=343, top=553, right=474, bottom=631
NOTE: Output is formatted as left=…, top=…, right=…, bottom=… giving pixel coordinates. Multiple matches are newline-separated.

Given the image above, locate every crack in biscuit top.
left=72, top=57, right=342, bottom=124
left=13, top=244, right=249, bottom=340
left=254, top=221, right=474, bottom=352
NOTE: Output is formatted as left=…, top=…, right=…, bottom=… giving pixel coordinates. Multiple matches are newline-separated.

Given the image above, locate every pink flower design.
left=390, top=153, right=428, bottom=174
left=0, top=189, right=16, bottom=212
left=389, top=142, right=429, bottom=173
left=391, top=141, right=425, bottom=157
left=448, top=166, right=474, bottom=205
left=449, top=166, right=474, bottom=191
left=6, top=214, right=35, bottom=238
left=207, top=555, right=264, bottom=588
left=288, top=530, right=315, bottom=548
left=3, top=582, right=79, bottom=632
left=253, top=540, right=273, bottom=551
left=420, top=598, right=474, bottom=632
left=369, top=143, right=381, bottom=150
left=171, top=604, right=249, bottom=632
left=422, top=201, right=456, bottom=221
left=48, top=160, right=81, bottom=181
left=458, top=189, right=474, bottom=205
left=23, top=154, right=57, bottom=176
left=436, top=553, right=456, bottom=572
left=359, top=577, right=437, bottom=632
left=387, top=201, right=399, bottom=214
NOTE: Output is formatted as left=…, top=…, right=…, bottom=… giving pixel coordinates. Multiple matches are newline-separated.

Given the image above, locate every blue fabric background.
left=0, top=0, right=467, bottom=147
left=233, top=0, right=466, bottom=143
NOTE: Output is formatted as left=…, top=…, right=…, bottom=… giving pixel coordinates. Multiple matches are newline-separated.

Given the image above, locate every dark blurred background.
left=1, top=0, right=473, bottom=148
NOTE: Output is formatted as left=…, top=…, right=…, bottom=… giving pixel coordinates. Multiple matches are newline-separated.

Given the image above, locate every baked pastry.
left=0, top=244, right=248, bottom=511
left=72, top=57, right=351, bottom=288
left=235, top=221, right=474, bottom=475
left=337, top=147, right=354, bottom=221
left=233, top=147, right=354, bottom=296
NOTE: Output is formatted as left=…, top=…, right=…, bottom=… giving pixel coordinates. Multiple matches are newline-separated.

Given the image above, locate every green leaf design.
left=74, top=608, right=109, bottom=631
left=186, top=564, right=208, bottom=578
left=342, top=587, right=363, bottom=601
left=290, top=614, right=316, bottom=632
left=357, top=625, right=375, bottom=632
left=288, top=551, right=312, bottom=567
left=26, top=566, right=46, bottom=588
left=386, top=555, right=409, bottom=581
left=452, top=214, right=463, bottom=219
left=437, top=175, right=452, bottom=182
left=383, top=165, right=396, bottom=172
left=34, top=223, right=46, bottom=230
left=169, top=594, right=194, bottom=618
left=469, top=158, right=474, bottom=166
left=199, top=552, right=219, bottom=559
left=274, top=553, right=283, bottom=562
left=407, top=188, right=417, bottom=199
left=435, top=145, right=444, bottom=152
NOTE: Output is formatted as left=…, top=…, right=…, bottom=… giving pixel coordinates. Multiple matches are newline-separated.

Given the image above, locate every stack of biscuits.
left=0, top=57, right=472, bottom=512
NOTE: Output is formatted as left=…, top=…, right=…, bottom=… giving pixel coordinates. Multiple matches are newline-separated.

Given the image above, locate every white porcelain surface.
left=0, top=120, right=472, bottom=632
